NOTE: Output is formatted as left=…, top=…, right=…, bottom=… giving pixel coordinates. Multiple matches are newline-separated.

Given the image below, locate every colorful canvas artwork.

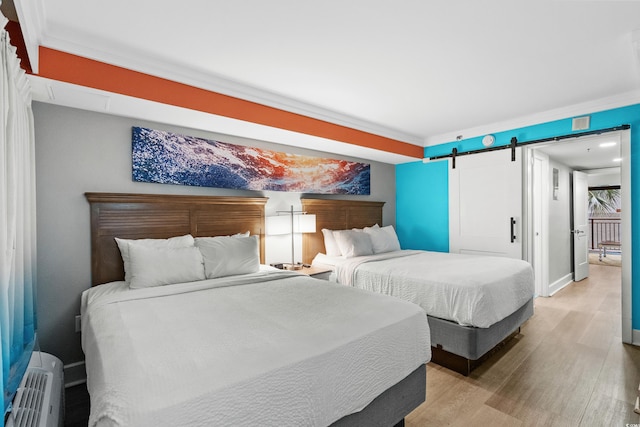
left=132, top=127, right=370, bottom=194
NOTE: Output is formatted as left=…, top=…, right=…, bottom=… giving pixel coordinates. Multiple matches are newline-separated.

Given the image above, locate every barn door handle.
left=510, top=217, right=516, bottom=243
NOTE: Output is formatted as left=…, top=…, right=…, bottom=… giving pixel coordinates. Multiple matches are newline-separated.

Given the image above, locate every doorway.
left=587, top=184, right=622, bottom=267
left=527, top=130, right=632, bottom=344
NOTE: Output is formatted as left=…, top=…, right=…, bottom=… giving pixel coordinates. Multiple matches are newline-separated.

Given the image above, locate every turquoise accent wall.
left=396, top=103, right=640, bottom=329
left=396, top=160, right=449, bottom=252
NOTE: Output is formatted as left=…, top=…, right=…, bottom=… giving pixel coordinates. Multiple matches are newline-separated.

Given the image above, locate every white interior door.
left=572, top=170, right=589, bottom=281
left=449, top=148, right=522, bottom=259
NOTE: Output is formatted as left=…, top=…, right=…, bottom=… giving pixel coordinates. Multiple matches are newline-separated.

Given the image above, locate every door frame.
left=524, top=129, right=632, bottom=344
left=530, top=150, right=549, bottom=297
left=620, top=130, right=632, bottom=344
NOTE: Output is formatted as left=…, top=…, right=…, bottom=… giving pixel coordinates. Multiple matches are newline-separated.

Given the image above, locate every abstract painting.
left=132, top=127, right=370, bottom=194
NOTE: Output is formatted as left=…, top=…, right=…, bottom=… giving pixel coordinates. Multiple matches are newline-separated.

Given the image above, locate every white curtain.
left=0, top=16, right=37, bottom=415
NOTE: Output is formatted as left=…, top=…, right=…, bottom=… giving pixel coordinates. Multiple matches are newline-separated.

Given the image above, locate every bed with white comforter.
left=81, top=269, right=431, bottom=427
left=323, top=250, right=534, bottom=328
left=313, top=249, right=534, bottom=374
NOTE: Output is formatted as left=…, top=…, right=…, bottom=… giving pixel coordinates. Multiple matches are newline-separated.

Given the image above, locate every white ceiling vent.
left=46, top=83, right=111, bottom=112
left=572, top=116, right=590, bottom=131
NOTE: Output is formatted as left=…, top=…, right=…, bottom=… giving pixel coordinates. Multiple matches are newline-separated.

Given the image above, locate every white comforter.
left=81, top=269, right=431, bottom=427
left=328, top=250, right=534, bottom=328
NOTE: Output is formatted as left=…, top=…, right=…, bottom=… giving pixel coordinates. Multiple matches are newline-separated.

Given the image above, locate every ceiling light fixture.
left=613, top=158, right=622, bottom=162
left=599, top=142, right=616, bottom=148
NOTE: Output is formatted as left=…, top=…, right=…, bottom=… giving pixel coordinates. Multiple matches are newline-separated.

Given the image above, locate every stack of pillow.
left=114, top=232, right=259, bottom=289
left=322, top=224, right=401, bottom=259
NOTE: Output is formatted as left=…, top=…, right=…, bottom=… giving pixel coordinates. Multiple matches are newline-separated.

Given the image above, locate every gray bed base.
left=331, top=364, right=426, bottom=427
left=428, top=298, right=534, bottom=376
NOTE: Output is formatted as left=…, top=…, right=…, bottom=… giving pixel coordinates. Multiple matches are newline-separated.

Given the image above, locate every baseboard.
left=548, top=273, right=573, bottom=296
left=64, top=360, right=86, bottom=387
left=632, top=329, right=640, bottom=347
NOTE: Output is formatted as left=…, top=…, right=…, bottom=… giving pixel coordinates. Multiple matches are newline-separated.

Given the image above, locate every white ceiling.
left=9, top=0, right=640, bottom=163
left=534, top=132, right=622, bottom=170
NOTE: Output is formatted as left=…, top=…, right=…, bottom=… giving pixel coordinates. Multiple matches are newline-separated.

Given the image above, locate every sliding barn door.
left=449, top=148, right=523, bottom=259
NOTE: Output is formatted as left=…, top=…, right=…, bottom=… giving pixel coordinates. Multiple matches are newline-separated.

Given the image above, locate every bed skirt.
left=330, top=364, right=425, bottom=427
left=428, top=298, right=534, bottom=375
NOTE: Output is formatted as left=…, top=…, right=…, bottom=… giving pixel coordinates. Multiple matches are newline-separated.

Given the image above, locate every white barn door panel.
left=449, top=148, right=523, bottom=259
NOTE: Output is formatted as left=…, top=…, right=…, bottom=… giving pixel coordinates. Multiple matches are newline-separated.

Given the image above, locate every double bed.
left=82, top=193, right=431, bottom=427
left=301, top=198, right=535, bottom=376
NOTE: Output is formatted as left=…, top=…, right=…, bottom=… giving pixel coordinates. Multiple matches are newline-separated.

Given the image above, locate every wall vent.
left=11, top=370, right=48, bottom=426
left=5, top=352, right=64, bottom=427
left=572, top=116, right=590, bottom=131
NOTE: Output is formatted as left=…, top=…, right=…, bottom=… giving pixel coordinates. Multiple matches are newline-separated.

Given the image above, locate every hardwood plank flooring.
left=64, top=381, right=89, bottom=427
left=65, top=264, right=638, bottom=426
left=407, top=264, right=640, bottom=426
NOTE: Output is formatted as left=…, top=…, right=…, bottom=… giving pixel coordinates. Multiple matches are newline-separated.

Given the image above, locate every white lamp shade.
left=295, top=214, right=316, bottom=233
left=266, top=213, right=316, bottom=235
left=266, top=215, right=290, bottom=235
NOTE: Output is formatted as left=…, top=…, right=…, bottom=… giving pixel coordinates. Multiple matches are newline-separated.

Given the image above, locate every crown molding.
left=29, top=76, right=418, bottom=165
left=15, top=0, right=422, bottom=146
left=424, top=90, right=640, bottom=147
left=34, top=31, right=423, bottom=147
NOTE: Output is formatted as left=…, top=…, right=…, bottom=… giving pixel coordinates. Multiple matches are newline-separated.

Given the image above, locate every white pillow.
left=322, top=228, right=342, bottom=257
left=353, top=224, right=379, bottom=232
left=333, top=230, right=374, bottom=258
left=128, top=245, right=205, bottom=289
left=364, top=225, right=401, bottom=253
left=115, top=234, right=195, bottom=284
left=195, top=235, right=260, bottom=278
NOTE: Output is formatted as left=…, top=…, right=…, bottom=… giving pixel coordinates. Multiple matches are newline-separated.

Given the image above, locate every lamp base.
left=284, top=263, right=304, bottom=271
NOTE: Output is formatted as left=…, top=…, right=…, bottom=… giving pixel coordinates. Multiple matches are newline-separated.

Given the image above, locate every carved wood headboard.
left=85, top=193, right=267, bottom=286
left=301, top=198, right=385, bottom=265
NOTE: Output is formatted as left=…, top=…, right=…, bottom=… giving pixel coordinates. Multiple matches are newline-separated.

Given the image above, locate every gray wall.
left=33, top=102, right=396, bottom=369
left=587, top=169, right=621, bottom=187
left=548, top=159, right=573, bottom=284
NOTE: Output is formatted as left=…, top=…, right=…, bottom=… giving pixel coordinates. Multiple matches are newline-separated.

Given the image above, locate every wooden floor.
left=407, top=263, right=640, bottom=426
left=65, top=264, right=639, bottom=426
left=64, top=381, right=89, bottom=427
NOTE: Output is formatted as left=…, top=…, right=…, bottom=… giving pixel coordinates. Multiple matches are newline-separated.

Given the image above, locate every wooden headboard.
left=85, top=193, right=268, bottom=286
left=301, top=198, right=385, bottom=265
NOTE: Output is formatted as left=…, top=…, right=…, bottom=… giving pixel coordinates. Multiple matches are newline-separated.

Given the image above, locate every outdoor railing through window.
left=589, top=218, right=621, bottom=250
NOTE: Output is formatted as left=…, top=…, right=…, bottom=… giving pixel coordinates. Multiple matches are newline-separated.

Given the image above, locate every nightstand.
left=298, top=265, right=332, bottom=280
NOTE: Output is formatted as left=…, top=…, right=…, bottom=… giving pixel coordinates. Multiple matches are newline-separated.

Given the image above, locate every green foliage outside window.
left=588, top=188, right=621, bottom=216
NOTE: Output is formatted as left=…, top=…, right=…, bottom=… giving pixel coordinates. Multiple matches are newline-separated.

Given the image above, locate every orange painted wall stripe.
left=37, top=47, right=423, bottom=159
